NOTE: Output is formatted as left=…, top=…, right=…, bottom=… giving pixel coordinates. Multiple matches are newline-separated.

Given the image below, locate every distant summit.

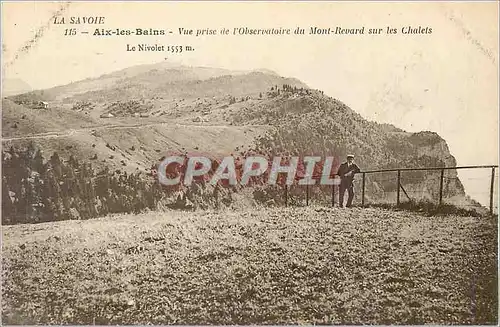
left=252, top=68, right=279, bottom=76
left=2, top=78, right=32, bottom=96
left=5, top=62, right=306, bottom=103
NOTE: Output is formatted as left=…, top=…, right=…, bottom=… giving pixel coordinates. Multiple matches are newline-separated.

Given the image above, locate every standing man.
left=337, top=154, right=361, bottom=208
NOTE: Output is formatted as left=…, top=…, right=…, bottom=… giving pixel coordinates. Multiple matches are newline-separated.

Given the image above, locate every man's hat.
left=346, top=154, right=355, bottom=159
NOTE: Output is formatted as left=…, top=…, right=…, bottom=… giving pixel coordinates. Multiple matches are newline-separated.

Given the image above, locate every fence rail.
left=361, top=165, right=498, bottom=173
left=285, top=165, right=498, bottom=215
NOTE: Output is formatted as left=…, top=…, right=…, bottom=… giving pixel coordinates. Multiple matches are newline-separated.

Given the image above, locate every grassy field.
left=2, top=207, right=497, bottom=325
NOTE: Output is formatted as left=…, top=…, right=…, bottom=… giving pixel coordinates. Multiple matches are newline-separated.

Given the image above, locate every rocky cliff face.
left=228, top=88, right=467, bottom=205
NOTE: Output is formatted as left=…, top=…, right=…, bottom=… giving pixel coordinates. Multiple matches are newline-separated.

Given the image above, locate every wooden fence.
left=284, top=165, right=498, bottom=215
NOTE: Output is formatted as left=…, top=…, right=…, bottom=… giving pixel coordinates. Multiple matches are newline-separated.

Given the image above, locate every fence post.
left=439, top=168, right=444, bottom=206
left=397, top=170, right=401, bottom=207
left=215, top=184, right=219, bottom=210
left=285, top=184, right=288, bottom=207
left=332, top=184, right=335, bottom=207
left=361, top=172, right=366, bottom=207
left=490, top=167, right=495, bottom=215
left=306, top=184, right=309, bottom=206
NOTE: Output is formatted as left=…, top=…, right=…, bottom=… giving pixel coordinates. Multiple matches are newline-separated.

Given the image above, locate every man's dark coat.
left=337, top=161, right=361, bottom=184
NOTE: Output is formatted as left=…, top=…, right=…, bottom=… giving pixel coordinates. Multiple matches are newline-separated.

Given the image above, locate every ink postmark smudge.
left=442, top=6, right=496, bottom=66
left=4, top=2, right=71, bottom=68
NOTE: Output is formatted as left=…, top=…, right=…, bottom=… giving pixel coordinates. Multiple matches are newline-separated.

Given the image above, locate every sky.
left=1, top=1, right=499, bottom=205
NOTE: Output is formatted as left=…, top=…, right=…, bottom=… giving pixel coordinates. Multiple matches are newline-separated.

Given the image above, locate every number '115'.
left=64, top=28, right=77, bottom=36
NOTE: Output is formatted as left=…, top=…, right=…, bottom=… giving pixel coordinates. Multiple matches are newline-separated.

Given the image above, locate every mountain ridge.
left=2, top=62, right=479, bottom=220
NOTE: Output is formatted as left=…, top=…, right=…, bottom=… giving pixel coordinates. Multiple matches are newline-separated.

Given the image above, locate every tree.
left=32, top=149, right=44, bottom=174
left=2, top=177, right=14, bottom=224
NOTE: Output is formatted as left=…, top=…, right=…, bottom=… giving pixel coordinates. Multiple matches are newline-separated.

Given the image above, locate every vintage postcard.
left=1, top=1, right=498, bottom=325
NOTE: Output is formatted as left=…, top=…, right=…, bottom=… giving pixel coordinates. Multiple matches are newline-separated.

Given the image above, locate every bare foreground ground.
left=2, top=207, right=497, bottom=325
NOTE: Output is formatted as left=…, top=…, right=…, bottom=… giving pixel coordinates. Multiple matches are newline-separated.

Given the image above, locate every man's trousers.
left=339, top=180, right=354, bottom=207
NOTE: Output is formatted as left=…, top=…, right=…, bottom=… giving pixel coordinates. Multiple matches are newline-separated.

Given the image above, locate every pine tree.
left=2, top=177, right=14, bottom=224
left=50, top=152, right=63, bottom=178
left=32, top=149, right=44, bottom=174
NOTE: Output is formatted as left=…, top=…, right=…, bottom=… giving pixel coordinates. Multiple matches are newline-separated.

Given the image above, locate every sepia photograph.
left=1, top=1, right=498, bottom=325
